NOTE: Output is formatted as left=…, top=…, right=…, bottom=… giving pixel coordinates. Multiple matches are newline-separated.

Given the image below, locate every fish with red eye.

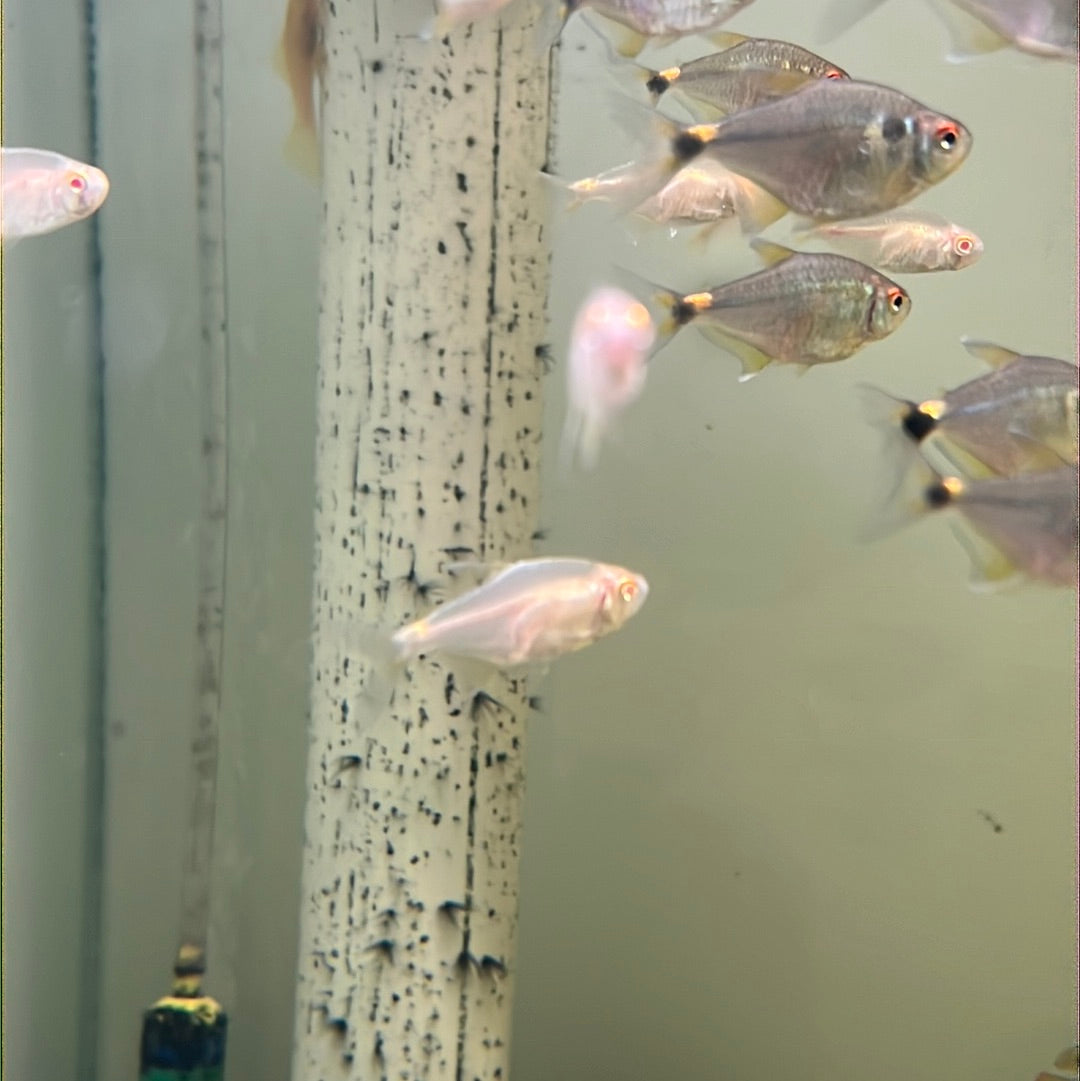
left=1, top=147, right=110, bottom=243
left=796, top=209, right=984, bottom=274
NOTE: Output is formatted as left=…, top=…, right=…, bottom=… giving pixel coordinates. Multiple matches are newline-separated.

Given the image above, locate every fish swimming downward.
left=796, top=209, right=983, bottom=274
left=391, top=558, right=649, bottom=666
left=640, top=239, right=910, bottom=379
left=860, top=340, right=1078, bottom=476
left=638, top=33, right=849, bottom=117
left=1, top=147, right=110, bottom=244
left=561, top=287, right=655, bottom=469
left=895, top=463, right=1079, bottom=589
left=577, top=77, right=972, bottom=224
left=275, top=0, right=324, bottom=178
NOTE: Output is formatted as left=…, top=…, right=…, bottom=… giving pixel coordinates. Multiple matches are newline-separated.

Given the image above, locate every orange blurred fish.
left=275, top=0, right=324, bottom=179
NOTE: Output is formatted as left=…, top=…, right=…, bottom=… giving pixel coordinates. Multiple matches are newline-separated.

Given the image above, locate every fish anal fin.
left=739, top=185, right=788, bottom=235
left=696, top=323, right=774, bottom=380
left=749, top=237, right=797, bottom=266
left=952, top=523, right=1020, bottom=592
left=1004, top=425, right=1073, bottom=469
left=960, top=337, right=1021, bottom=369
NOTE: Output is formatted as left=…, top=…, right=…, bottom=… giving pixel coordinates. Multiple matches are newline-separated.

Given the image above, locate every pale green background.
left=2, top=1, right=1076, bottom=1079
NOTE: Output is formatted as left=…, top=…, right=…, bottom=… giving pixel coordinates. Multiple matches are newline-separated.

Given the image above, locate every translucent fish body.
left=685, top=78, right=972, bottom=221
left=661, top=246, right=909, bottom=375
left=391, top=558, right=649, bottom=666
left=929, top=467, right=1078, bottom=588
left=938, top=0, right=1077, bottom=60
left=801, top=210, right=983, bottom=273
left=924, top=353, right=1079, bottom=474
left=571, top=0, right=756, bottom=36
left=646, top=36, right=848, bottom=116
left=1, top=147, right=110, bottom=242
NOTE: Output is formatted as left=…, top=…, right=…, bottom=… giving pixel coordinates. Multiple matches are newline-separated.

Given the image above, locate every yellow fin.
left=704, top=30, right=747, bottom=51
left=738, top=185, right=788, bottom=236
left=960, top=337, right=1021, bottom=369
left=749, top=237, right=797, bottom=266
left=932, top=0, right=1009, bottom=60
left=696, top=324, right=774, bottom=380
left=952, top=523, right=1020, bottom=592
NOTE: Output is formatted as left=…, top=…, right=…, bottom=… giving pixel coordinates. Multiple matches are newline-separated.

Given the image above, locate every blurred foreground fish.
left=890, top=464, right=1079, bottom=589
left=1, top=147, right=109, bottom=243
left=429, top=0, right=517, bottom=33
left=391, top=558, right=649, bottom=666
left=561, top=287, right=655, bottom=469
left=640, top=239, right=910, bottom=379
left=561, top=0, right=757, bottom=56
left=796, top=209, right=983, bottom=273
left=274, top=0, right=323, bottom=178
left=579, top=78, right=971, bottom=223
left=822, top=0, right=1077, bottom=62
left=638, top=33, right=848, bottom=116
left=861, top=341, right=1078, bottom=476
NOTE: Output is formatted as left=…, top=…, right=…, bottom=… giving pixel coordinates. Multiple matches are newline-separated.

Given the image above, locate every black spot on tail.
left=672, top=300, right=698, bottom=326
left=925, top=482, right=953, bottom=509
left=901, top=405, right=936, bottom=443
left=672, top=130, right=706, bottom=164
left=645, top=72, right=670, bottom=99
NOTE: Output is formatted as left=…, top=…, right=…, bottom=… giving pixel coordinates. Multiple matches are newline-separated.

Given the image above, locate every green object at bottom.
left=139, top=995, right=227, bottom=1081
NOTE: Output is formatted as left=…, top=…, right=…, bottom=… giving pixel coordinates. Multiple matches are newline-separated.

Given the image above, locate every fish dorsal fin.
left=928, top=0, right=1009, bottom=60
left=695, top=324, right=774, bottom=381
left=704, top=30, right=747, bottom=51
left=960, top=337, right=1022, bottom=369
left=750, top=237, right=797, bottom=266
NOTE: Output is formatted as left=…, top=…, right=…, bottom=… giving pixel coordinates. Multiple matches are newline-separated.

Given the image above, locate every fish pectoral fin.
left=749, top=237, right=797, bottom=266
left=930, top=0, right=1009, bottom=60
left=696, top=324, right=774, bottom=381
left=960, top=337, right=1021, bottom=369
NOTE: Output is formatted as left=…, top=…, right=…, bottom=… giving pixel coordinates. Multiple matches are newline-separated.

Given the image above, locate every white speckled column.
left=291, top=2, right=553, bottom=1078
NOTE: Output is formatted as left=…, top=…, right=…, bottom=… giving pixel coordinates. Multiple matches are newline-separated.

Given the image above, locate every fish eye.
left=887, top=287, right=906, bottom=313
left=618, top=579, right=638, bottom=603
left=825, top=69, right=845, bottom=80
left=936, top=124, right=958, bottom=151
left=953, top=235, right=975, bottom=256
left=68, top=173, right=87, bottom=192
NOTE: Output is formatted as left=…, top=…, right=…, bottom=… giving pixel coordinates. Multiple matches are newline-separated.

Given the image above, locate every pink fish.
left=561, top=287, right=655, bottom=469
left=1, top=147, right=109, bottom=243
left=391, top=558, right=649, bottom=667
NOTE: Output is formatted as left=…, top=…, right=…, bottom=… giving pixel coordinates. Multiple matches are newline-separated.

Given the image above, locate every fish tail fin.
left=610, top=265, right=685, bottom=357
left=284, top=120, right=320, bottom=180
left=855, top=383, right=929, bottom=495
left=817, top=0, right=888, bottom=43
left=859, top=452, right=940, bottom=543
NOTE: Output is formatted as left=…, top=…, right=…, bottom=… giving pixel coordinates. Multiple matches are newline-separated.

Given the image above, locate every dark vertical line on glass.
left=76, top=0, right=107, bottom=1076
left=176, top=0, right=230, bottom=983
